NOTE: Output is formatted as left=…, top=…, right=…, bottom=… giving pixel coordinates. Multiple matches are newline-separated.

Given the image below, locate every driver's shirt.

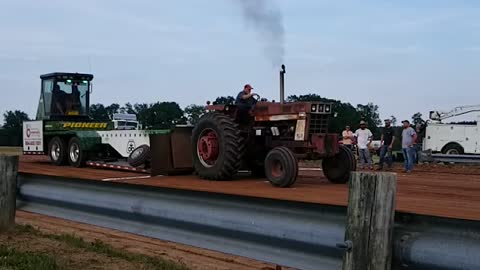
left=235, top=90, right=247, bottom=104
left=235, top=90, right=255, bottom=105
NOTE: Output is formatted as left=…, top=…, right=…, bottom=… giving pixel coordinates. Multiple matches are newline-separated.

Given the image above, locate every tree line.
left=2, top=94, right=426, bottom=146
left=87, top=94, right=427, bottom=136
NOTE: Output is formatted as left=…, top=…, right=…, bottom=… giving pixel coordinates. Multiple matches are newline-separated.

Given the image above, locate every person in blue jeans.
left=354, top=120, right=373, bottom=170
left=378, top=119, right=395, bottom=170
left=401, top=120, right=417, bottom=173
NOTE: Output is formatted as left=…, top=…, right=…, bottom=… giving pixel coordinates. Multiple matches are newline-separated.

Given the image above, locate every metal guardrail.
left=431, top=153, right=480, bottom=164
left=419, top=150, right=480, bottom=164
left=16, top=173, right=480, bottom=270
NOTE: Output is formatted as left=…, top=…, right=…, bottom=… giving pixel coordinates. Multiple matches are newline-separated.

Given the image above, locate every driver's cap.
left=244, top=84, right=253, bottom=90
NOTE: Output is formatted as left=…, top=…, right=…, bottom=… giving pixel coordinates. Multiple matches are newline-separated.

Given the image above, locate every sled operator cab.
left=36, top=72, right=93, bottom=121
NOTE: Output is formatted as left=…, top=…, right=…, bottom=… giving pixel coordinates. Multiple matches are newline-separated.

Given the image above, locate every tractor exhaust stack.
left=280, top=64, right=286, bottom=104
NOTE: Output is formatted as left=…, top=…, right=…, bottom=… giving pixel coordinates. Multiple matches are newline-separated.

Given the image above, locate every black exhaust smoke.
left=237, top=0, right=285, bottom=67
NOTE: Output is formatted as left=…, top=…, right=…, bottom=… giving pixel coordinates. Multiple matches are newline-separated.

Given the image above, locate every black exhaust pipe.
left=280, top=64, right=286, bottom=104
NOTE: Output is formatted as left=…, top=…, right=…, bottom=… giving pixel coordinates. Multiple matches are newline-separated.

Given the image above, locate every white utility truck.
left=423, top=105, right=480, bottom=154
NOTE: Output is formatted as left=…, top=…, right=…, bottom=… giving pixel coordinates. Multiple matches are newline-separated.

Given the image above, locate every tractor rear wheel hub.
left=197, top=131, right=219, bottom=165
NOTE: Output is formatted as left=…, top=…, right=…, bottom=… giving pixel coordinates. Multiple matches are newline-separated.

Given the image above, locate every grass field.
left=0, top=224, right=189, bottom=270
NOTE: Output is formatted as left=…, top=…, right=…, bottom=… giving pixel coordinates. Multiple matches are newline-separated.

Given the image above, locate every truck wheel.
left=442, top=143, right=464, bottom=155
left=192, top=112, right=244, bottom=180
left=48, top=137, right=67, bottom=166
left=128, top=144, right=150, bottom=167
left=67, top=137, right=87, bottom=167
left=322, top=145, right=353, bottom=184
left=265, top=147, right=298, bottom=188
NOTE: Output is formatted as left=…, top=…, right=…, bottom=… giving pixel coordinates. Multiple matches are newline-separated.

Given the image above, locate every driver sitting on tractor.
left=235, top=84, right=259, bottom=123
left=235, top=84, right=258, bottom=110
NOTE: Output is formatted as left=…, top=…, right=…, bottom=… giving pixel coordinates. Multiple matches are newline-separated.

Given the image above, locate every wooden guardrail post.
left=340, top=172, right=397, bottom=270
left=0, top=155, right=19, bottom=231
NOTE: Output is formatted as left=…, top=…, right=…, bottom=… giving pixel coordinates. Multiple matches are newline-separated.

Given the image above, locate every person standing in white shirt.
left=354, top=120, right=373, bottom=170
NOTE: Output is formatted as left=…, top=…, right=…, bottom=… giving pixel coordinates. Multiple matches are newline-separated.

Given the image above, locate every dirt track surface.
left=15, top=211, right=291, bottom=270
left=19, top=156, right=480, bottom=221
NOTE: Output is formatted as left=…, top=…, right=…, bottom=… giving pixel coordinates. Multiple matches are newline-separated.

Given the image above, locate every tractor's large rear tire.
left=67, top=137, right=87, bottom=168
left=192, top=112, right=244, bottom=180
left=322, top=145, right=354, bottom=184
left=265, top=146, right=298, bottom=188
left=48, top=137, right=67, bottom=166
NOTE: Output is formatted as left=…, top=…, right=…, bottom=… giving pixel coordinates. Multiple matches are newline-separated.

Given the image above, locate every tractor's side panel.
left=23, top=120, right=44, bottom=154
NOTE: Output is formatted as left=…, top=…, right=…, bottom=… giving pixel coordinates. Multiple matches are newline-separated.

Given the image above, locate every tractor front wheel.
left=192, top=112, right=244, bottom=180
left=67, top=137, right=87, bottom=167
left=48, top=137, right=67, bottom=166
left=265, top=147, right=298, bottom=188
left=322, top=145, right=354, bottom=184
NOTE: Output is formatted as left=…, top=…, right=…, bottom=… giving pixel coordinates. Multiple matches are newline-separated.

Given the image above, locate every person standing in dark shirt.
left=378, top=119, right=395, bottom=170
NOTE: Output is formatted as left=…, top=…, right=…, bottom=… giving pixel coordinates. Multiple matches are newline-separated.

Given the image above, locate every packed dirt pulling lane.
left=19, top=156, right=480, bottom=221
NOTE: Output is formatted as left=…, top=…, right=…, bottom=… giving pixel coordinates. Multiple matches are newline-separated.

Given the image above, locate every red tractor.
left=192, top=65, right=356, bottom=187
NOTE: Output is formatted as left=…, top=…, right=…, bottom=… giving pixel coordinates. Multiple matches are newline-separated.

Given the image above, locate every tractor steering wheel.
left=252, top=93, right=261, bottom=101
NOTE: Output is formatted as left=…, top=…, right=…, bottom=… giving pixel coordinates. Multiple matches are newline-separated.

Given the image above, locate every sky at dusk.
left=1, top=0, right=479, bottom=124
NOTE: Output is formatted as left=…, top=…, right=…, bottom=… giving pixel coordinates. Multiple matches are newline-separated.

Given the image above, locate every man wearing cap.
left=378, top=119, right=395, bottom=170
left=235, top=84, right=259, bottom=123
left=401, top=120, right=417, bottom=173
left=354, top=120, right=373, bottom=170
left=342, top=125, right=354, bottom=151
left=235, top=84, right=258, bottom=109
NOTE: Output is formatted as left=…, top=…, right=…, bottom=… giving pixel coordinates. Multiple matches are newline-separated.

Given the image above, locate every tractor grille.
left=308, top=114, right=329, bottom=134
